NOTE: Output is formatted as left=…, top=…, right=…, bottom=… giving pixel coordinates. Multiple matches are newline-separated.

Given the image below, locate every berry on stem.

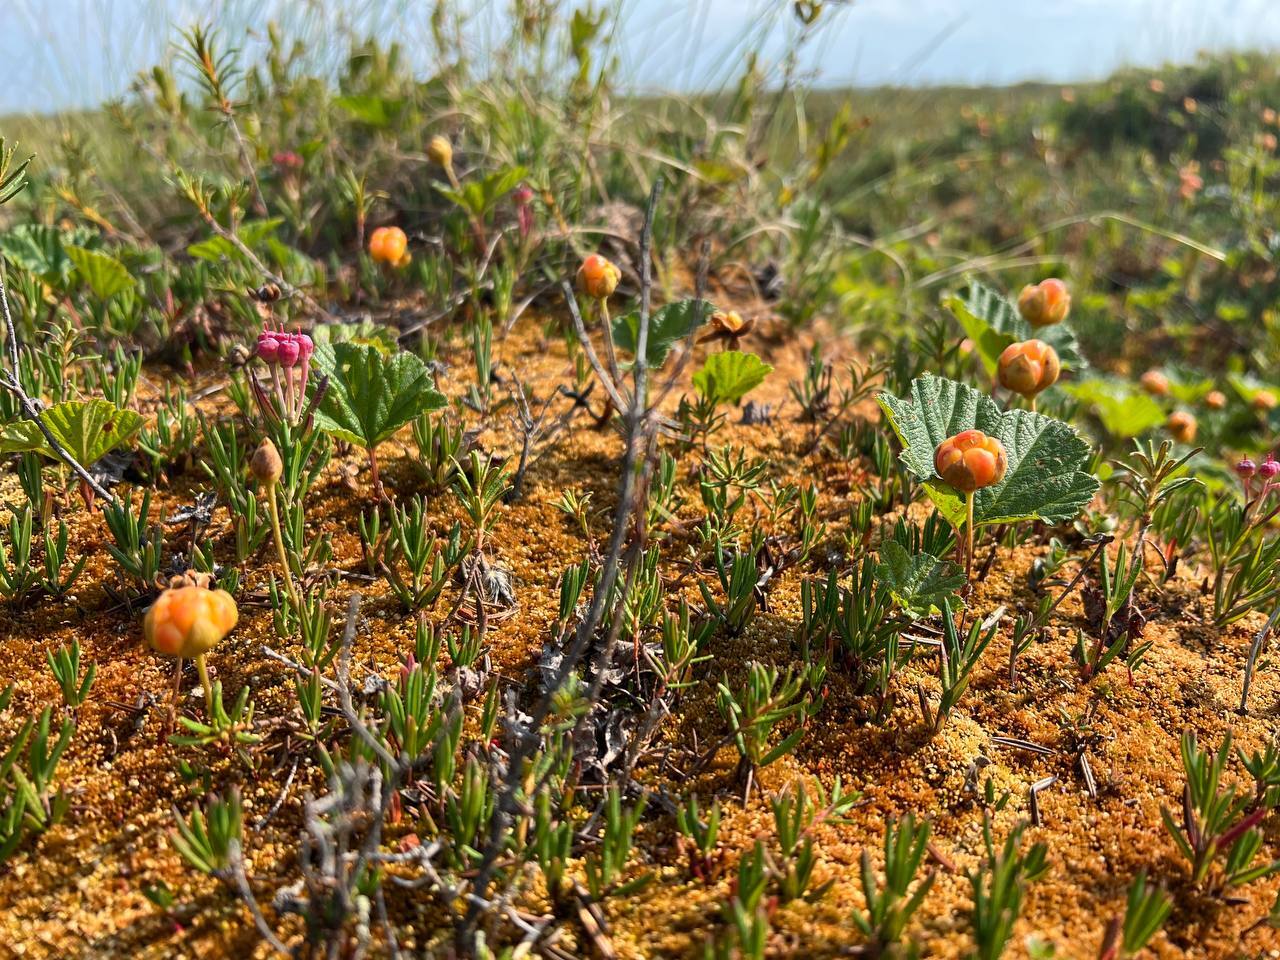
left=935, top=430, right=1007, bottom=580
left=1140, top=370, right=1171, bottom=397
left=577, top=254, right=621, bottom=301
left=997, top=339, right=1060, bottom=409
left=253, top=437, right=300, bottom=612
left=1165, top=410, right=1197, bottom=443
left=1017, top=278, right=1071, bottom=327
left=144, top=573, right=238, bottom=715
left=369, top=226, right=409, bottom=267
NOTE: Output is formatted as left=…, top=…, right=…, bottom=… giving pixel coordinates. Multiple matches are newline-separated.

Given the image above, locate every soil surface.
left=2, top=304, right=1279, bottom=959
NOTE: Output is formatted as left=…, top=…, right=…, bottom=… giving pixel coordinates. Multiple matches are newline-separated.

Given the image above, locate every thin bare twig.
left=0, top=259, right=117, bottom=505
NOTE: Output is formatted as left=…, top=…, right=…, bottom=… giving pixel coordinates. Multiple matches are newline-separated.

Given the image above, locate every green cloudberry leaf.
left=945, top=280, right=1085, bottom=375
left=877, top=373, right=1099, bottom=528
left=311, top=342, right=447, bottom=451
left=0, top=399, right=143, bottom=465
left=612, top=298, right=715, bottom=369
left=65, top=244, right=133, bottom=300
left=692, top=350, right=772, bottom=406
left=1061, top=378, right=1166, bottom=438
left=874, top=540, right=964, bottom=618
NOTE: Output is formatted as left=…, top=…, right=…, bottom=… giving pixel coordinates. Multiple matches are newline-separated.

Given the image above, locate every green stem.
left=966, top=491, right=976, bottom=582
left=195, top=654, right=213, bottom=715
left=265, top=481, right=301, bottom=611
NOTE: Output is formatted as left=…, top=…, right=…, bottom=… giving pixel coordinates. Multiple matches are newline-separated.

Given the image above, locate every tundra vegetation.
left=3, top=3, right=1280, bottom=958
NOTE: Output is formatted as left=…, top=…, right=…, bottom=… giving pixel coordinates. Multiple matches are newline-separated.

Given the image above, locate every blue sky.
left=4, top=0, right=1280, bottom=115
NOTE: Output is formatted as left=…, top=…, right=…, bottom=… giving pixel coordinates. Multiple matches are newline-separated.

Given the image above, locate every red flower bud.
left=935, top=430, right=1007, bottom=493
left=256, top=334, right=280, bottom=363
left=277, top=337, right=300, bottom=367
left=1237, top=458, right=1258, bottom=479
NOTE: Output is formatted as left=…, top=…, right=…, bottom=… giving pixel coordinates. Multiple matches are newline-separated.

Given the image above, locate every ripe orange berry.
left=577, top=254, right=621, bottom=300
left=1205, top=390, right=1227, bottom=410
left=369, top=226, right=409, bottom=266
left=1165, top=410, right=1197, bottom=444
left=1253, top=390, right=1277, bottom=411
left=144, top=585, right=238, bottom=660
left=935, top=430, right=1008, bottom=494
left=1139, top=370, right=1170, bottom=397
left=997, top=339, right=1060, bottom=398
left=1016, top=278, right=1071, bottom=328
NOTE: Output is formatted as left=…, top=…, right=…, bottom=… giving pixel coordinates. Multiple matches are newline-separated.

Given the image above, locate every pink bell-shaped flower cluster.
left=253, top=328, right=314, bottom=426
left=1237, top=452, right=1280, bottom=502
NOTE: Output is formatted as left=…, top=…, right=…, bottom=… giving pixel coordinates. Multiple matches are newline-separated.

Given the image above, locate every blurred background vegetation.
left=4, top=2, right=1280, bottom=452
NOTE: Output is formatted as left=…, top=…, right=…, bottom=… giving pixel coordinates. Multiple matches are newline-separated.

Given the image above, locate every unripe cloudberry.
left=1016, top=278, right=1070, bottom=328
left=935, top=430, right=1007, bottom=494
left=997, top=339, right=1060, bottom=398
left=577, top=254, right=621, bottom=300
left=1140, top=370, right=1170, bottom=397
left=144, top=583, right=238, bottom=660
left=1165, top=411, right=1197, bottom=443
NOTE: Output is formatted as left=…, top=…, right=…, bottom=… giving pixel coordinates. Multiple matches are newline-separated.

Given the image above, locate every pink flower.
left=513, top=183, right=535, bottom=240
left=256, top=334, right=280, bottom=363
left=251, top=327, right=314, bottom=426
left=277, top=338, right=300, bottom=367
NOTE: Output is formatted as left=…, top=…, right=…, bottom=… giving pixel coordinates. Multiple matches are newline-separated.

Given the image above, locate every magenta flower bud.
left=1237, top=458, right=1258, bottom=478
left=256, top=335, right=280, bottom=363
left=513, top=183, right=534, bottom=205
left=1261, top=457, right=1279, bottom=480
left=297, top=333, right=314, bottom=362
left=277, top=337, right=300, bottom=367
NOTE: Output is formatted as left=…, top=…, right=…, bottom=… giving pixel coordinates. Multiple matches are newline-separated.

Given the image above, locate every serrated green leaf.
left=945, top=280, right=1085, bottom=374
left=692, top=350, right=772, bottom=406
left=436, top=167, right=528, bottom=218
left=334, top=94, right=406, bottom=129
left=311, top=343, right=447, bottom=451
left=310, top=321, right=399, bottom=355
left=874, top=540, right=964, bottom=618
left=612, top=298, right=714, bottom=369
left=187, top=218, right=282, bottom=263
left=65, top=245, right=133, bottom=300
left=0, top=399, right=143, bottom=464
left=877, top=373, right=1099, bottom=528
left=0, top=224, right=96, bottom=285
left=1061, top=378, right=1166, bottom=438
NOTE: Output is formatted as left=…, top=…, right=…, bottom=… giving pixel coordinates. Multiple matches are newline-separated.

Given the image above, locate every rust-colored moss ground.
left=1, top=308, right=1279, bottom=959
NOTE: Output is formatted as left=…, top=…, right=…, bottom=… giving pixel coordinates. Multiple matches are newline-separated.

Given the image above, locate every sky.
left=3, top=0, right=1280, bottom=115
